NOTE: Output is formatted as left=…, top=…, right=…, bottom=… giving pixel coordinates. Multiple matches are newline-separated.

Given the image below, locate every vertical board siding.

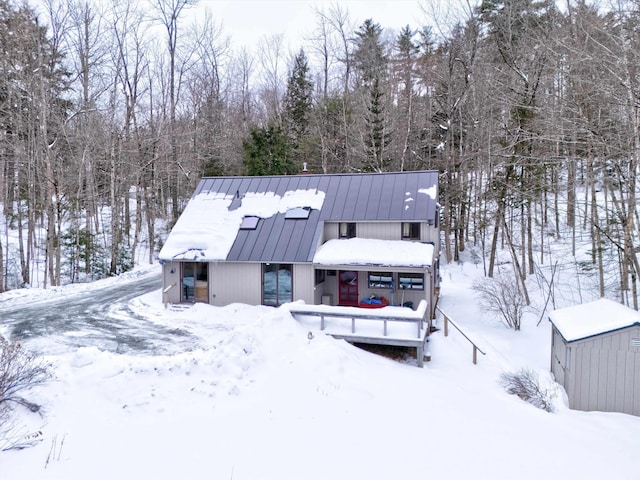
left=210, top=263, right=262, bottom=306
left=565, top=327, right=640, bottom=415
left=163, top=261, right=182, bottom=303
left=357, top=222, right=400, bottom=240
left=293, top=264, right=315, bottom=304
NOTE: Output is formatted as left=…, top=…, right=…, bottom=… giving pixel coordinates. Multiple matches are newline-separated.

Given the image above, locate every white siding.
left=293, top=264, right=315, bottom=304
left=562, top=325, right=640, bottom=416
left=323, top=221, right=438, bottom=246
left=357, top=222, right=399, bottom=240
left=162, top=261, right=182, bottom=304
left=210, top=263, right=262, bottom=306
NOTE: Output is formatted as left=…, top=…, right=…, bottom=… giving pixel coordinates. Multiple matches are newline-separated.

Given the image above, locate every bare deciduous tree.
left=499, top=368, right=556, bottom=412
left=0, top=336, right=52, bottom=435
left=474, top=268, right=526, bottom=330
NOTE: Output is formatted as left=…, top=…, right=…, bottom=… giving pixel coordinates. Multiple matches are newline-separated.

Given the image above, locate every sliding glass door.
left=263, top=263, right=292, bottom=306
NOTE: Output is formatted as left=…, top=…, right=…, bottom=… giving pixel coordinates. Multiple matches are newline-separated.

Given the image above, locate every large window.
left=401, top=222, right=420, bottom=240
left=368, top=271, right=393, bottom=289
left=263, top=263, right=293, bottom=306
left=398, top=272, right=424, bottom=290
left=339, top=222, right=356, bottom=238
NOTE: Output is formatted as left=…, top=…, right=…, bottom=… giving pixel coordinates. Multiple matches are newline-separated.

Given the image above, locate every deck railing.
left=287, top=300, right=429, bottom=339
left=435, top=306, right=486, bottom=364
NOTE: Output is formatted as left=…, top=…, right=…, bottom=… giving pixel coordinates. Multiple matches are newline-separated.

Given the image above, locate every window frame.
left=239, top=216, right=260, bottom=230
left=397, top=272, right=424, bottom=291
left=285, top=207, right=311, bottom=219
left=368, top=271, right=394, bottom=289
left=262, top=263, right=293, bottom=306
left=401, top=222, right=421, bottom=240
left=339, top=222, right=356, bottom=238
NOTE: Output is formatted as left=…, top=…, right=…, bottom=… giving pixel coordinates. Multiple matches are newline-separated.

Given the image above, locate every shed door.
left=338, top=271, right=359, bottom=306
left=551, top=329, right=567, bottom=387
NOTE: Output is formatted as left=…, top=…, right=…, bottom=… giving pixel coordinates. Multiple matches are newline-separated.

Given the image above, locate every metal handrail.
left=435, top=305, right=486, bottom=364
left=163, top=282, right=177, bottom=308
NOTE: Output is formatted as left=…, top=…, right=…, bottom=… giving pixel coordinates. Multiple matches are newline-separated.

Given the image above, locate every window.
left=398, top=272, right=424, bottom=290
left=402, top=222, right=420, bottom=240
left=315, top=269, right=326, bottom=285
left=285, top=207, right=310, bottom=219
left=263, top=264, right=293, bottom=306
left=240, top=216, right=259, bottom=230
left=339, top=222, right=356, bottom=238
left=368, top=271, right=393, bottom=289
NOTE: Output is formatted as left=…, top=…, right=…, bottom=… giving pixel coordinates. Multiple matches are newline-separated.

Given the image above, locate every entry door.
left=338, top=271, right=359, bottom=306
left=182, top=262, right=208, bottom=303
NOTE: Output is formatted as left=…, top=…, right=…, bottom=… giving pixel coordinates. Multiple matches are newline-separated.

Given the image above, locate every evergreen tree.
left=283, top=49, right=313, bottom=147
left=393, top=25, right=420, bottom=171
left=353, top=19, right=391, bottom=171
left=282, top=49, right=315, bottom=169
left=242, top=124, right=297, bottom=176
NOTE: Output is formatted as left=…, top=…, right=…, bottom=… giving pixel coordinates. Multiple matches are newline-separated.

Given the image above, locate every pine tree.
left=353, top=19, right=391, bottom=172
left=282, top=49, right=314, bottom=169
left=242, top=124, right=297, bottom=176
left=283, top=49, right=313, bottom=148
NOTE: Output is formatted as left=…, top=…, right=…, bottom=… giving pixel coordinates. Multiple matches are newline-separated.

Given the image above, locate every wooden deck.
left=286, top=300, right=431, bottom=367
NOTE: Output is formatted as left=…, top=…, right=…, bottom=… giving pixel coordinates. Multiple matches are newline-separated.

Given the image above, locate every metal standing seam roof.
left=185, top=171, right=439, bottom=263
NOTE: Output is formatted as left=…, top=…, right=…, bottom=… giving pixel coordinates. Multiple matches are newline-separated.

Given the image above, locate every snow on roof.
left=159, top=189, right=325, bottom=261
left=313, top=238, right=434, bottom=268
left=549, top=298, right=640, bottom=342
left=419, top=186, right=437, bottom=200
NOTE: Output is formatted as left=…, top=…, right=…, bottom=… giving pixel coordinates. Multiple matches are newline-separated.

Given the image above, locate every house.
left=159, top=171, right=440, bottom=319
left=549, top=298, right=640, bottom=416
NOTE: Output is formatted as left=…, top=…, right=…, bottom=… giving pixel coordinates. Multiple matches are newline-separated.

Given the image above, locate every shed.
left=549, top=298, right=640, bottom=416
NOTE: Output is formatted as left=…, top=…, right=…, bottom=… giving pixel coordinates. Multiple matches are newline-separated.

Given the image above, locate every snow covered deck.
left=286, top=300, right=430, bottom=367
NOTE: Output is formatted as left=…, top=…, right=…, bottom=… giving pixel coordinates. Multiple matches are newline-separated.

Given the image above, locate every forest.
left=0, top=0, right=638, bottom=310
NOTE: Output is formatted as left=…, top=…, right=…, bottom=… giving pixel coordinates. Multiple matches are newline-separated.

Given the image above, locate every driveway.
left=0, top=271, right=194, bottom=355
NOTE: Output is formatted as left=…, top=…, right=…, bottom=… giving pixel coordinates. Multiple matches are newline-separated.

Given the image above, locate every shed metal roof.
left=549, top=298, right=640, bottom=342
left=162, top=171, right=438, bottom=264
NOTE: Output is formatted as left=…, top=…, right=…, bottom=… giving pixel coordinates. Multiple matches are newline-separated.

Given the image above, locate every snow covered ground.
left=1, top=258, right=639, bottom=480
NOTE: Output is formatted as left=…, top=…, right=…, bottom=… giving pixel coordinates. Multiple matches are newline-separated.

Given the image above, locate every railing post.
left=473, top=346, right=477, bottom=365
left=444, top=314, right=449, bottom=337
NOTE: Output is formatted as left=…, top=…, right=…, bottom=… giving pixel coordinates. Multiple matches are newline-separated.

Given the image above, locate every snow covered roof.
left=549, top=298, right=640, bottom=342
left=159, top=171, right=439, bottom=263
left=159, top=189, right=325, bottom=261
left=313, top=238, right=433, bottom=268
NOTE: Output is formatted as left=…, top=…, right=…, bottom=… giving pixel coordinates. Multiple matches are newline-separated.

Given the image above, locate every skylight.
left=240, top=216, right=260, bottom=230
left=285, top=207, right=311, bottom=219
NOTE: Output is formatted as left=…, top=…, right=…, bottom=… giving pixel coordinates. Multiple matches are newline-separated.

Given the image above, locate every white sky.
left=197, top=0, right=429, bottom=50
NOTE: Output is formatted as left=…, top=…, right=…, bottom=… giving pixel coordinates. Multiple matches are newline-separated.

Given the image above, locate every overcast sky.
left=197, top=0, right=430, bottom=50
